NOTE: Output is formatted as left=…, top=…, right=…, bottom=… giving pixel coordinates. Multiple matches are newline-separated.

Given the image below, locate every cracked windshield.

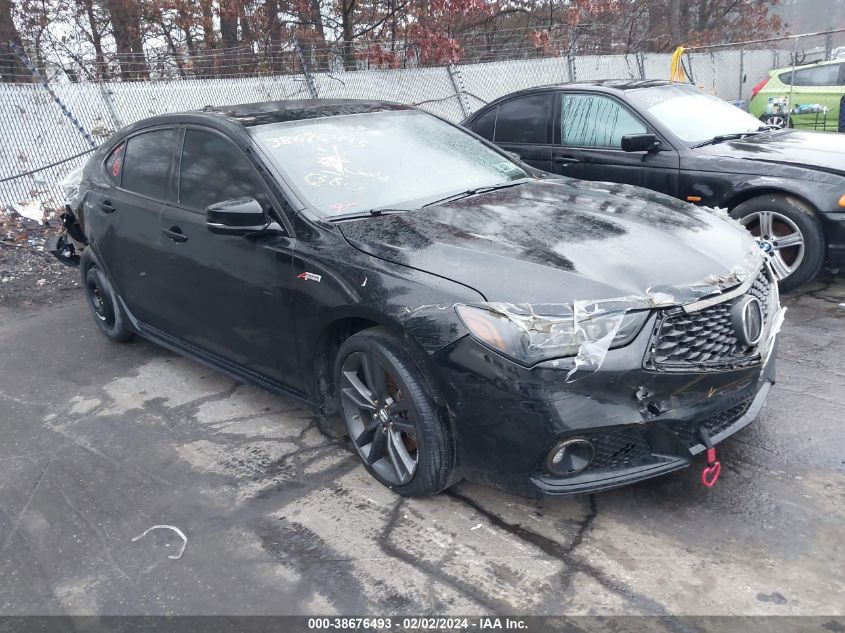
left=251, top=110, right=528, bottom=216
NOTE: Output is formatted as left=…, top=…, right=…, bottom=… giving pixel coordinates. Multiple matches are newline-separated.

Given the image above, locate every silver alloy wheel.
left=739, top=210, right=805, bottom=281
left=765, top=115, right=787, bottom=128
left=340, top=351, right=419, bottom=485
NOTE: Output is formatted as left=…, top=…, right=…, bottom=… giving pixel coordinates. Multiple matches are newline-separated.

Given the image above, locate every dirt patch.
left=1, top=209, right=80, bottom=310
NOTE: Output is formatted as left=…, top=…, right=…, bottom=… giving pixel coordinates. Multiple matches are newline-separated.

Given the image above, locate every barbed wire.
left=6, top=25, right=840, bottom=85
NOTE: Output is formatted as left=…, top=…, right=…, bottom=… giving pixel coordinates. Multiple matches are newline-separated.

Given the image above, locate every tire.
left=335, top=327, right=454, bottom=496
left=760, top=113, right=793, bottom=129
left=82, top=261, right=134, bottom=343
left=730, top=194, right=825, bottom=292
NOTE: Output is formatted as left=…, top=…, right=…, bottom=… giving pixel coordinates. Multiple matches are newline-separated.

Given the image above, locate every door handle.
left=100, top=200, right=116, bottom=213
left=162, top=226, right=189, bottom=243
left=553, top=156, right=580, bottom=165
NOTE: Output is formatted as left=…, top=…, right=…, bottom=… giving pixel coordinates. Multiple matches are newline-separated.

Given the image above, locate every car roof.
left=773, top=58, right=844, bottom=73
left=496, top=79, right=678, bottom=95
left=466, top=80, right=687, bottom=117
left=204, top=99, right=414, bottom=126
left=122, top=99, right=415, bottom=133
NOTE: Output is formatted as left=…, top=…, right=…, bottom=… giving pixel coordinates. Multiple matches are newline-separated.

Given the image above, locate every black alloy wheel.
left=82, top=258, right=134, bottom=343
left=335, top=327, right=454, bottom=496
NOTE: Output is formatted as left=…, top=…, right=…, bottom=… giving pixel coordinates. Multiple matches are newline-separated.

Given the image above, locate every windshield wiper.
left=692, top=130, right=767, bottom=148
left=422, top=178, right=531, bottom=208
left=327, top=208, right=406, bottom=222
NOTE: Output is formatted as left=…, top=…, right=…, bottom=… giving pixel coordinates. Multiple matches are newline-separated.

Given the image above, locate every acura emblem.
left=731, top=296, right=764, bottom=347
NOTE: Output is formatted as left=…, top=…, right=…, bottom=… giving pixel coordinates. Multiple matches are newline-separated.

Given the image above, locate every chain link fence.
left=2, top=28, right=844, bottom=210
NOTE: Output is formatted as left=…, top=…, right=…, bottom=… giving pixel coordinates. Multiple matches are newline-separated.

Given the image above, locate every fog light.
left=546, top=439, right=595, bottom=476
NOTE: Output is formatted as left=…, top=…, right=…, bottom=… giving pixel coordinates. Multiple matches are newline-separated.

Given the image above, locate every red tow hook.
left=699, top=428, right=721, bottom=488
left=701, top=447, right=721, bottom=487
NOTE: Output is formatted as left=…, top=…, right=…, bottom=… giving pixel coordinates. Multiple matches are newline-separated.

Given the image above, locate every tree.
left=104, top=0, right=148, bottom=78
left=0, top=0, right=28, bottom=82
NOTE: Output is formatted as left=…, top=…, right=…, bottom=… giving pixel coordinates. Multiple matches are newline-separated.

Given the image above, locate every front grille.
left=747, top=269, right=773, bottom=322
left=673, top=398, right=754, bottom=448
left=644, top=268, right=772, bottom=372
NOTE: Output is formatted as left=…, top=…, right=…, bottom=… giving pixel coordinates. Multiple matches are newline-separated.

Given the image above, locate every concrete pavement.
left=1, top=278, right=843, bottom=617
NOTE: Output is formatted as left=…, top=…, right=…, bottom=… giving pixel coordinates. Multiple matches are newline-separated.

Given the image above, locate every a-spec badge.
left=297, top=272, right=322, bottom=282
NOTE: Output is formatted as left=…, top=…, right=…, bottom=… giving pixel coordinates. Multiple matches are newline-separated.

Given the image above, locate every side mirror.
left=621, top=133, right=660, bottom=153
left=206, top=197, right=268, bottom=235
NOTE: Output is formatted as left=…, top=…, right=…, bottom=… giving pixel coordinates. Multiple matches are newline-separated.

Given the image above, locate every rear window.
left=494, top=94, right=552, bottom=144
left=468, top=107, right=496, bottom=141
left=122, top=129, right=177, bottom=201
left=103, top=143, right=124, bottom=185
left=779, top=63, right=842, bottom=87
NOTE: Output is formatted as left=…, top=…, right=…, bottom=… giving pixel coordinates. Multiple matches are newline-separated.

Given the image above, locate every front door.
left=155, top=127, right=304, bottom=393
left=552, top=92, right=680, bottom=197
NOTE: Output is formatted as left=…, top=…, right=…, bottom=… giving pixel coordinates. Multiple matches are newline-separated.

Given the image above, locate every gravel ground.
left=0, top=243, right=80, bottom=311
left=0, top=208, right=80, bottom=313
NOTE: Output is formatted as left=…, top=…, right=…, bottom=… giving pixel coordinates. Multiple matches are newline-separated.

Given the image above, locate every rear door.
left=552, top=91, right=680, bottom=196
left=779, top=62, right=844, bottom=132
left=155, top=126, right=304, bottom=392
left=489, top=93, right=554, bottom=171
left=83, top=127, right=178, bottom=327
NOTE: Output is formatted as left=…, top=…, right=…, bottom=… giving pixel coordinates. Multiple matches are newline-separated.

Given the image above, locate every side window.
left=104, top=142, right=124, bottom=185
left=469, top=107, right=496, bottom=141
left=780, top=64, right=840, bottom=87
left=179, top=129, right=265, bottom=211
left=122, top=129, right=177, bottom=201
left=561, top=94, right=647, bottom=149
left=494, top=94, right=552, bottom=144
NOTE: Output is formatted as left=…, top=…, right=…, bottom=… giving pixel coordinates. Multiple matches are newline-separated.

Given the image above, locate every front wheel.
left=335, top=327, right=454, bottom=496
left=730, top=194, right=825, bottom=292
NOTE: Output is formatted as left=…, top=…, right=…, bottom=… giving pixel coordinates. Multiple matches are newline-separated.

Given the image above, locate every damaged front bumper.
left=47, top=207, right=85, bottom=267
left=425, top=271, right=782, bottom=497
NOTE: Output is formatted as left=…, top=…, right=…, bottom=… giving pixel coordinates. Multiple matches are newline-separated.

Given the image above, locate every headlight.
left=455, top=303, right=649, bottom=366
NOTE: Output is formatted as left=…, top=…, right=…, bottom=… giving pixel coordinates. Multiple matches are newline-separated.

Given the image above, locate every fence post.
left=292, top=37, right=318, bottom=99
left=9, top=41, right=97, bottom=149
left=825, top=31, right=833, bottom=60
left=566, top=52, right=577, bottom=82
left=447, top=63, right=471, bottom=119
left=97, top=80, right=123, bottom=130
left=636, top=52, right=646, bottom=80
left=787, top=36, right=799, bottom=127
left=737, top=48, right=745, bottom=102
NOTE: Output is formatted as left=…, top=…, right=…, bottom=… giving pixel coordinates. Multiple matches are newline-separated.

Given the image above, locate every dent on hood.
left=407, top=208, right=781, bottom=383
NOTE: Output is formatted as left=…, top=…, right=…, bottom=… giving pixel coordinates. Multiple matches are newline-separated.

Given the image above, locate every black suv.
left=56, top=100, right=782, bottom=497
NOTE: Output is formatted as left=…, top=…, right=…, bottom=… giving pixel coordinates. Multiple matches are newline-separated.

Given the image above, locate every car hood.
left=337, top=179, right=761, bottom=306
left=696, top=130, right=845, bottom=176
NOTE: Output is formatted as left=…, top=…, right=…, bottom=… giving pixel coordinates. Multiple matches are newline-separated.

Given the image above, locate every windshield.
left=627, top=85, right=767, bottom=145
left=250, top=109, right=528, bottom=217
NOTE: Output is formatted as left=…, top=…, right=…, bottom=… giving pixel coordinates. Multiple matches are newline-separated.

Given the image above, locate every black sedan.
left=56, top=99, right=782, bottom=497
left=462, top=80, right=845, bottom=291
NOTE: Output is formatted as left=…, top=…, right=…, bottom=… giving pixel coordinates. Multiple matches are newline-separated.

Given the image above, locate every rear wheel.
left=730, top=194, right=825, bottom=292
left=335, top=327, right=453, bottom=496
left=760, top=113, right=793, bottom=129
left=83, top=264, right=133, bottom=343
